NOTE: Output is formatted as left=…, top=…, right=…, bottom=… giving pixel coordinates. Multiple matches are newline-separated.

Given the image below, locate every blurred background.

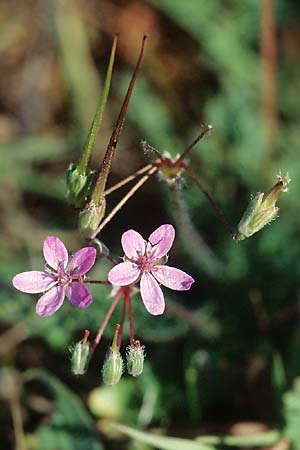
left=1, top=0, right=300, bottom=449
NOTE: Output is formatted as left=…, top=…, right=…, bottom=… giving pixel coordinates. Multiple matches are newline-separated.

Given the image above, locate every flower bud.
left=70, top=330, right=90, bottom=375
left=102, top=324, right=123, bottom=386
left=66, top=163, right=93, bottom=207
left=78, top=199, right=106, bottom=240
left=236, top=173, right=290, bottom=240
left=126, top=340, right=145, bottom=377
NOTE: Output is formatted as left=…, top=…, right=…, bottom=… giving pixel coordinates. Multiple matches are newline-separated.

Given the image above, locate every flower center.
left=136, top=255, right=154, bottom=272
left=57, top=265, right=70, bottom=285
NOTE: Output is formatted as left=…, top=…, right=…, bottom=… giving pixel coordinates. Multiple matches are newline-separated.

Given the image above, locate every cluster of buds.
left=70, top=326, right=146, bottom=386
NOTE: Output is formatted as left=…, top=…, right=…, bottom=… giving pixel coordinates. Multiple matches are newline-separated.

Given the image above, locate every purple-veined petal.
left=69, top=247, right=96, bottom=276
left=12, top=271, right=57, bottom=293
left=140, top=272, right=165, bottom=315
left=121, top=229, right=145, bottom=260
left=147, top=224, right=175, bottom=259
left=36, top=285, right=65, bottom=316
left=152, top=265, right=195, bottom=291
left=108, top=262, right=140, bottom=286
left=66, top=282, right=92, bottom=308
left=43, top=236, right=68, bottom=270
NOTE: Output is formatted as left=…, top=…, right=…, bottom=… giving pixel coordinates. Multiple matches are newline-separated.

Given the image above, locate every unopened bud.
left=237, top=173, right=291, bottom=240
left=70, top=330, right=90, bottom=375
left=126, top=340, right=145, bottom=377
left=66, top=163, right=93, bottom=207
left=78, top=199, right=106, bottom=240
left=102, top=325, right=123, bottom=386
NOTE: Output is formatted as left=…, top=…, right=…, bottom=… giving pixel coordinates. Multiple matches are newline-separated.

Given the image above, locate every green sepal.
left=66, top=163, right=94, bottom=207
left=78, top=199, right=106, bottom=240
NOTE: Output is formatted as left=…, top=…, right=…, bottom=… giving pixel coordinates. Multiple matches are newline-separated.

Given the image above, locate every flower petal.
left=43, top=236, right=68, bottom=270
left=12, top=271, right=57, bottom=293
left=36, top=285, right=65, bottom=316
left=108, top=262, right=140, bottom=286
left=69, top=247, right=96, bottom=276
left=66, top=282, right=92, bottom=308
left=147, top=224, right=175, bottom=259
left=152, top=265, right=195, bottom=291
left=121, top=229, right=145, bottom=260
left=140, top=272, right=165, bottom=315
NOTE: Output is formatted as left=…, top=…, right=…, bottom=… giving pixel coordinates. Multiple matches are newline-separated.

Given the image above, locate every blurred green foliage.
left=0, top=0, right=300, bottom=449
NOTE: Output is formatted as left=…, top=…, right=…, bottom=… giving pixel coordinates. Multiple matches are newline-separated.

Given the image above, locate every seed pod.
left=126, top=340, right=145, bottom=377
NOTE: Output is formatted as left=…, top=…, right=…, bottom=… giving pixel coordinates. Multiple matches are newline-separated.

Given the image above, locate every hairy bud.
left=102, top=324, right=123, bottom=386
left=70, top=330, right=90, bottom=375
left=237, top=173, right=291, bottom=240
left=78, top=200, right=106, bottom=240
left=126, top=340, right=145, bottom=377
left=66, top=163, right=93, bottom=207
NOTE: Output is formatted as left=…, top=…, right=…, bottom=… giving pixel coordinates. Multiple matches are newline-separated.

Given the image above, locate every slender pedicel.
left=182, top=162, right=236, bottom=238
left=92, top=164, right=157, bottom=237
left=176, top=124, right=212, bottom=164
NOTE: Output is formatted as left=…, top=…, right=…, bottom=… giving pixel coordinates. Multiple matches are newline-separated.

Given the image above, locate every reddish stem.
left=176, top=125, right=212, bottom=165
left=117, top=294, right=127, bottom=349
left=182, top=162, right=236, bottom=239
left=125, top=287, right=135, bottom=346
left=83, top=279, right=110, bottom=285
left=90, top=287, right=123, bottom=358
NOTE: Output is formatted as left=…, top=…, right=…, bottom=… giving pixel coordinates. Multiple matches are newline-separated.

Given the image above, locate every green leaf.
left=23, top=369, right=103, bottom=450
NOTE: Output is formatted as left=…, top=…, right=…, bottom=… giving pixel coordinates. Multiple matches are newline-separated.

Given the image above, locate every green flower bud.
left=237, top=173, right=290, bottom=240
left=70, top=330, right=90, bottom=375
left=78, top=199, right=106, bottom=240
left=102, top=324, right=123, bottom=386
left=102, top=348, right=123, bottom=386
left=66, top=163, right=93, bottom=207
left=126, top=340, right=145, bottom=377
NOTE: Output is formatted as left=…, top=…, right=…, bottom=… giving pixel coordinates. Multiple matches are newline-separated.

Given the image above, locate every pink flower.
left=12, top=236, right=96, bottom=317
left=108, top=224, right=194, bottom=315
